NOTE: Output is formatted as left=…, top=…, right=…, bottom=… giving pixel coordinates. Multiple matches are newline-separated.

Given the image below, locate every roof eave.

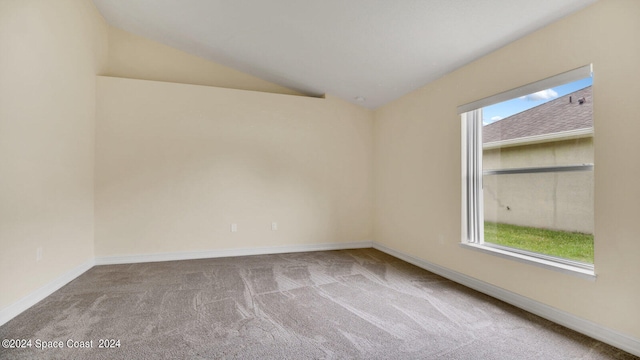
left=483, top=127, right=593, bottom=150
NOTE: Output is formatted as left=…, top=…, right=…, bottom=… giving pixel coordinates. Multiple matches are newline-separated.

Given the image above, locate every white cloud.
left=519, top=89, right=558, bottom=101
left=484, top=115, right=503, bottom=125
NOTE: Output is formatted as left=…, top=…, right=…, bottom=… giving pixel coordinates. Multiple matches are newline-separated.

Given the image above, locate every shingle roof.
left=483, top=86, right=592, bottom=143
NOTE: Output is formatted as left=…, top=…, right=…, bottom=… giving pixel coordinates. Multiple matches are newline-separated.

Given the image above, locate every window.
left=460, top=65, right=594, bottom=275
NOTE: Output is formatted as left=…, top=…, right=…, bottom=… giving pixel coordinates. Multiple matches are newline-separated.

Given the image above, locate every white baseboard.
left=0, top=258, right=95, bottom=327
left=372, top=242, right=640, bottom=357
left=95, top=241, right=373, bottom=265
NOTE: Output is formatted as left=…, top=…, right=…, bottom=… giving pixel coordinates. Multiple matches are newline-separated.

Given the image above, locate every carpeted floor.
left=0, top=249, right=637, bottom=359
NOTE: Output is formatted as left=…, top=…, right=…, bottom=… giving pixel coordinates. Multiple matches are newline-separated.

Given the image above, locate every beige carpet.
left=0, top=249, right=636, bottom=359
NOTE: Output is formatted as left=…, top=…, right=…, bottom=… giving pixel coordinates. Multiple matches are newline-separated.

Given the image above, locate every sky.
left=482, top=77, right=593, bottom=125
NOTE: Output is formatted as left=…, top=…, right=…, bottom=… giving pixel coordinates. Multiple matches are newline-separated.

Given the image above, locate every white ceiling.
left=93, top=0, right=596, bottom=109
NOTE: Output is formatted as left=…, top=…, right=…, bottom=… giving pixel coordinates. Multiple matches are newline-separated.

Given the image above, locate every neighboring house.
left=482, top=86, right=593, bottom=234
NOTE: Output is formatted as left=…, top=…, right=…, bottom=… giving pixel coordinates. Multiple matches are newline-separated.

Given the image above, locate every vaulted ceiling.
left=93, top=0, right=596, bottom=109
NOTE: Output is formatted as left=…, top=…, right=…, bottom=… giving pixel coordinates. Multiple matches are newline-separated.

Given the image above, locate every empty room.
left=1, top=0, right=639, bottom=358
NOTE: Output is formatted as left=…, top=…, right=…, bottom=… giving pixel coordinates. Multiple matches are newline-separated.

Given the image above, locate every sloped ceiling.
left=93, top=0, right=596, bottom=109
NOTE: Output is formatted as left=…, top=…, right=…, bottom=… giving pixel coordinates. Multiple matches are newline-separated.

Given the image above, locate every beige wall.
left=374, top=0, right=640, bottom=339
left=0, top=0, right=368, bottom=316
left=107, top=26, right=302, bottom=97
left=0, top=0, right=108, bottom=309
left=484, top=138, right=594, bottom=233
left=95, top=77, right=373, bottom=257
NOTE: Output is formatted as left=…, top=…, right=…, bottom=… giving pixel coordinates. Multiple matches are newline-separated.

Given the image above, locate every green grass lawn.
left=484, top=222, right=594, bottom=264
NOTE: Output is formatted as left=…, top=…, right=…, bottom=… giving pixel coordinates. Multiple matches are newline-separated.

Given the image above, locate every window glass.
left=462, top=69, right=594, bottom=268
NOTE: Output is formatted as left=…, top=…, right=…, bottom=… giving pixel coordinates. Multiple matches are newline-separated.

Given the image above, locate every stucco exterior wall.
left=483, top=137, right=593, bottom=233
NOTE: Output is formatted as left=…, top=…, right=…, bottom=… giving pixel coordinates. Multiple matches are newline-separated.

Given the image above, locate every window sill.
left=460, top=242, right=596, bottom=280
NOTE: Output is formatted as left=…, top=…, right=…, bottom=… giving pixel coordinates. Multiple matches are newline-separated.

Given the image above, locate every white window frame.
left=459, top=65, right=596, bottom=279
